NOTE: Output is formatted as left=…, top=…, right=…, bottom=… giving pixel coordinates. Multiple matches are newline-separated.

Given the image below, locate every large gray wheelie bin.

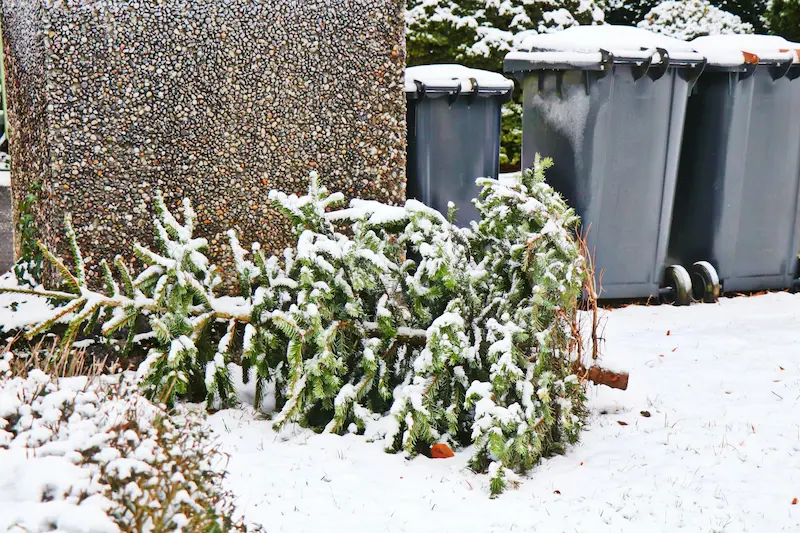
left=505, top=26, right=706, bottom=303
left=405, top=65, right=514, bottom=225
left=667, top=36, right=800, bottom=300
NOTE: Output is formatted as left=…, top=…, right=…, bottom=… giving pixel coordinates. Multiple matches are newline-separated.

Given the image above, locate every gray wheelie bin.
left=505, top=26, right=706, bottom=303
left=667, top=36, right=800, bottom=301
left=405, top=65, right=513, bottom=225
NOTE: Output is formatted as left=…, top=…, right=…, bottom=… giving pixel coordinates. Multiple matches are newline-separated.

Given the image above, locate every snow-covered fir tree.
left=715, top=0, right=768, bottom=32
left=5, top=159, right=598, bottom=496
left=606, top=0, right=767, bottom=31
left=638, top=0, right=754, bottom=40
left=405, top=0, right=605, bottom=71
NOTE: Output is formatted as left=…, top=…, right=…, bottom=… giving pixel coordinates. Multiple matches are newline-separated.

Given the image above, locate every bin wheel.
left=691, top=261, right=720, bottom=303
left=662, top=265, right=692, bottom=306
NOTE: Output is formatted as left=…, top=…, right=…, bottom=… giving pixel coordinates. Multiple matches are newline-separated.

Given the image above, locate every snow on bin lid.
left=692, top=35, right=799, bottom=65
left=511, top=25, right=704, bottom=65
left=404, top=65, right=514, bottom=95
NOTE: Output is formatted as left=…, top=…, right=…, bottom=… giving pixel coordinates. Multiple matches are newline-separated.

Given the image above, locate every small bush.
left=0, top=350, right=260, bottom=533
left=638, top=0, right=754, bottom=40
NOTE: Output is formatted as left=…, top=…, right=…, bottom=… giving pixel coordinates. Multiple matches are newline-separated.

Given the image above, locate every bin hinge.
left=738, top=62, right=757, bottom=81
left=685, top=58, right=706, bottom=93
left=647, top=48, right=670, bottom=81
left=770, top=59, right=794, bottom=81
left=414, top=80, right=427, bottom=100
left=447, top=83, right=462, bottom=106
left=466, top=77, right=480, bottom=107
left=598, top=49, right=613, bottom=78
left=631, top=50, right=653, bottom=82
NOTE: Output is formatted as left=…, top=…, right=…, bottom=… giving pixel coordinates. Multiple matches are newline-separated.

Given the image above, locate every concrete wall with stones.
left=1, top=0, right=406, bottom=284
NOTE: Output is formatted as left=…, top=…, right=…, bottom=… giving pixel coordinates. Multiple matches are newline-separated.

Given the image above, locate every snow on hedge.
left=405, top=0, right=605, bottom=70
left=638, top=0, right=754, bottom=40
left=0, top=353, right=259, bottom=533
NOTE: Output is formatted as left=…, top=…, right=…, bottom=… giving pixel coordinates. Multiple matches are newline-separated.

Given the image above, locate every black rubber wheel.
left=662, top=265, right=692, bottom=306
left=691, top=261, right=720, bottom=303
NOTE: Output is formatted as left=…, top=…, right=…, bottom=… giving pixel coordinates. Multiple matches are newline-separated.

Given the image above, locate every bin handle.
left=648, top=48, right=670, bottom=81
left=598, top=49, right=614, bottom=78
left=414, top=80, right=427, bottom=100
left=447, top=83, right=462, bottom=106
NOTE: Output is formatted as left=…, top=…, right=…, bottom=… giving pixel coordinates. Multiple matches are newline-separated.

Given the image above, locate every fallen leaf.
left=640, top=410, right=651, bottom=418
left=671, top=347, right=678, bottom=352
left=579, top=461, right=584, bottom=466
left=792, top=498, right=798, bottom=505
left=666, top=330, right=671, bottom=336
left=430, top=443, right=455, bottom=459
left=780, top=366, right=785, bottom=371
left=553, top=490, right=561, bottom=495
left=751, top=424, right=756, bottom=433
left=617, top=421, right=628, bottom=426
left=725, top=391, right=732, bottom=394
left=658, top=354, right=665, bottom=358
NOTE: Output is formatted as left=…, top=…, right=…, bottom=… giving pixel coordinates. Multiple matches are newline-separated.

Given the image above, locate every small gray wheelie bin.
left=405, top=65, right=514, bottom=225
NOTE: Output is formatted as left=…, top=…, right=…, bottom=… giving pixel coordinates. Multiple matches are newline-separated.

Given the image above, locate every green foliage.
left=7, top=163, right=589, bottom=496
left=406, top=0, right=605, bottom=72
left=767, top=0, right=800, bottom=42
left=13, top=180, right=43, bottom=284
left=604, top=0, right=660, bottom=25
left=500, top=100, right=523, bottom=172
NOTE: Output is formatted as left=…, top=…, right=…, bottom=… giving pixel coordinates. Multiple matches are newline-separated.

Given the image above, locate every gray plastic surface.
left=667, top=66, right=800, bottom=292
left=518, top=66, right=694, bottom=299
left=406, top=94, right=504, bottom=225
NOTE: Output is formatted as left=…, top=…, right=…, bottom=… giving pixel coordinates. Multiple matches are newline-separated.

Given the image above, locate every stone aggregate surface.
left=1, top=0, right=406, bottom=286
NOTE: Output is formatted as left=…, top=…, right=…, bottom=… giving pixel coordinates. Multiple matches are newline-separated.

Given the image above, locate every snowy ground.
left=210, top=293, right=800, bottom=533
left=2, top=268, right=799, bottom=532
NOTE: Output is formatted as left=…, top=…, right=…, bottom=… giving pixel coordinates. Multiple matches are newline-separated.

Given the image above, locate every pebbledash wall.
left=1, top=0, right=406, bottom=283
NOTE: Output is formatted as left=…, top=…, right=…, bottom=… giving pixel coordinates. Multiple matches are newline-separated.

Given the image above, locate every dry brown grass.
left=2, top=335, right=111, bottom=379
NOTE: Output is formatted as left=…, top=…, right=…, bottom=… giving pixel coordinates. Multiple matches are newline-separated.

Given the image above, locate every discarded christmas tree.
left=3, top=158, right=627, bottom=495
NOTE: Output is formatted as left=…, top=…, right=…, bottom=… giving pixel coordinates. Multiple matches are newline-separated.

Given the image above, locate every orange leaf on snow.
left=617, top=421, right=628, bottom=426
left=666, top=330, right=671, bottom=336
left=430, top=443, right=455, bottom=459
left=792, top=498, right=798, bottom=505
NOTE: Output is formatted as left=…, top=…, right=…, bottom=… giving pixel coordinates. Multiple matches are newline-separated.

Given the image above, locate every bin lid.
left=692, top=35, right=799, bottom=67
left=405, top=65, right=514, bottom=99
left=505, top=25, right=705, bottom=73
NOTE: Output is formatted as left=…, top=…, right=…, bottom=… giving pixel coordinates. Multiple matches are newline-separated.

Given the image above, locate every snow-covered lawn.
left=211, top=293, right=800, bottom=533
